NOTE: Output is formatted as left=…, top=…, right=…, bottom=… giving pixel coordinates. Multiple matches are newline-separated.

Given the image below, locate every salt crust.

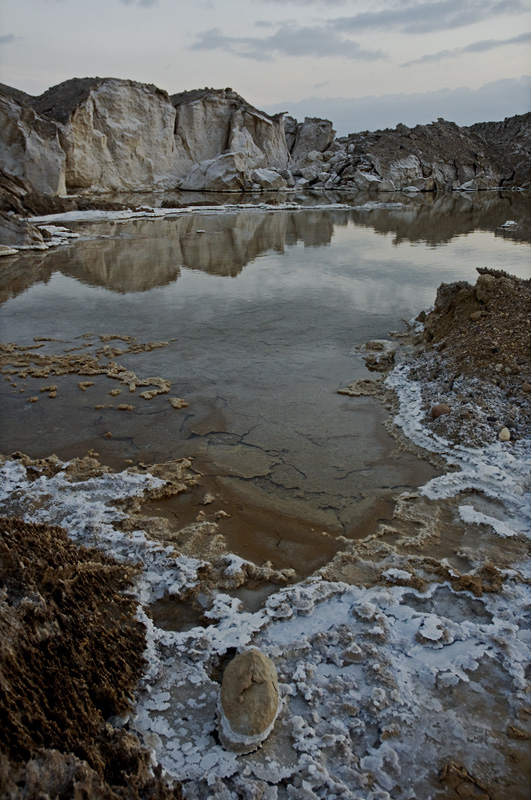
left=386, top=364, right=531, bottom=542
left=0, top=350, right=530, bottom=798
left=29, top=200, right=401, bottom=226
left=3, top=203, right=528, bottom=797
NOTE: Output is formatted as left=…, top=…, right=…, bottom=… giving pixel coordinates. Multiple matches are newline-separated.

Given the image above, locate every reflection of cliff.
left=352, top=192, right=531, bottom=246
left=2, top=195, right=526, bottom=304
left=0, top=252, right=54, bottom=306
left=0, top=210, right=337, bottom=300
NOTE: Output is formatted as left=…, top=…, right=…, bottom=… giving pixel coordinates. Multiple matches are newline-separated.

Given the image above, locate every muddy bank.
left=327, top=268, right=531, bottom=585
left=0, top=516, right=182, bottom=798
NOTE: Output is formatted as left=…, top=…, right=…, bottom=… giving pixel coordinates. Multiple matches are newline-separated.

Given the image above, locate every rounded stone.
left=469, top=310, right=482, bottom=321
left=431, top=403, right=451, bottom=419
left=499, top=427, right=511, bottom=442
left=522, top=382, right=531, bottom=394
left=218, top=648, right=280, bottom=753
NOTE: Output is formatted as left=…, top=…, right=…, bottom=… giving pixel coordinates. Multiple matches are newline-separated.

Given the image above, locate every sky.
left=0, top=0, right=530, bottom=134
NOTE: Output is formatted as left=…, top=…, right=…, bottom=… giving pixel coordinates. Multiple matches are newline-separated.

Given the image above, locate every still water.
left=1, top=192, right=529, bottom=571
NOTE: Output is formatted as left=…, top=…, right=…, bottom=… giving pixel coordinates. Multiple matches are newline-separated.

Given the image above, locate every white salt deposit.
left=30, top=202, right=354, bottom=227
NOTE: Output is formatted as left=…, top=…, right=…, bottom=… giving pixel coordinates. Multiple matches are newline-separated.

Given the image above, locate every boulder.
left=289, top=116, right=335, bottom=163
left=218, top=648, right=280, bottom=753
left=0, top=210, right=45, bottom=249
left=180, top=154, right=288, bottom=192
left=250, top=168, right=288, bottom=190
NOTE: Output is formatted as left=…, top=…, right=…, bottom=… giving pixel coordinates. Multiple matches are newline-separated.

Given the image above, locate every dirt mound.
left=423, top=268, right=530, bottom=383
left=409, top=269, right=531, bottom=446
left=0, top=517, right=181, bottom=799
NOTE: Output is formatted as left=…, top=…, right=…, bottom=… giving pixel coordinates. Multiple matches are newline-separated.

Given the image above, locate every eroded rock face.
left=0, top=210, right=45, bottom=249
left=58, top=79, right=178, bottom=193
left=0, top=80, right=291, bottom=201
left=283, top=113, right=531, bottom=192
left=0, top=86, right=66, bottom=195
left=218, top=648, right=280, bottom=753
left=173, top=88, right=289, bottom=191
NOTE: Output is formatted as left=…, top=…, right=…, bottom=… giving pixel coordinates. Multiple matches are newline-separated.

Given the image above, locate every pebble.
left=469, top=310, right=482, bottom=321
left=431, top=403, right=450, bottom=419
left=499, top=427, right=511, bottom=442
left=522, top=382, right=531, bottom=393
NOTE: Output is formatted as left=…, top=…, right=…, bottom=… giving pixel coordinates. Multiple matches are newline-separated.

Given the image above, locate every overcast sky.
left=1, top=0, right=530, bottom=133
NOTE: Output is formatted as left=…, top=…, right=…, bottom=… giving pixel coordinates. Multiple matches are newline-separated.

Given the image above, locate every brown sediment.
left=411, top=268, right=531, bottom=447
left=0, top=335, right=182, bottom=405
left=439, top=761, right=492, bottom=799
left=0, top=516, right=182, bottom=798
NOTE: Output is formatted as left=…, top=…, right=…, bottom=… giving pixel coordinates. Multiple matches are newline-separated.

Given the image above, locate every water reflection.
left=1, top=192, right=529, bottom=304
left=0, top=209, right=337, bottom=299
left=351, top=191, right=531, bottom=247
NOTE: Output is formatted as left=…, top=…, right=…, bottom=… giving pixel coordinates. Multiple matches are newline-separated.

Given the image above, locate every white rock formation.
left=173, top=89, right=289, bottom=191
left=0, top=80, right=291, bottom=198
left=0, top=91, right=66, bottom=195
left=58, top=79, right=178, bottom=193
left=0, top=76, right=529, bottom=215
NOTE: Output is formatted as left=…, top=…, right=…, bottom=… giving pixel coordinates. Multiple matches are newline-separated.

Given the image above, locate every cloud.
left=402, top=31, right=531, bottom=66
left=119, top=0, right=158, bottom=7
left=190, top=23, right=385, bottom=61
left=329, top=0, right=528, bottom=35
left=262, top=76, right=531, bottom=135
left=259, top=1, right=347, bottom=5
left=0, top=34, right=20, bottom=45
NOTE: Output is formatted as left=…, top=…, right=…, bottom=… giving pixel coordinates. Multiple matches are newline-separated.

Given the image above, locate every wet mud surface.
left=0, top=330, right=437, bottom=576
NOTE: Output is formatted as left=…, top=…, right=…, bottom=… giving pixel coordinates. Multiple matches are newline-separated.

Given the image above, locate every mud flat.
left=0, top=267, right=529, bottom=798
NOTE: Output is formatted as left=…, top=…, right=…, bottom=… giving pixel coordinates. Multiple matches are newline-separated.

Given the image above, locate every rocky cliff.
left=0, top=78, right=291, bottom=202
